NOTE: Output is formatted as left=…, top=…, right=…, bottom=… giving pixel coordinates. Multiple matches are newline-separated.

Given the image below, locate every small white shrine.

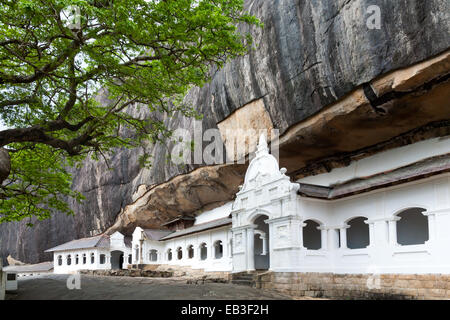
left=47, top=134, right=450, bottom=275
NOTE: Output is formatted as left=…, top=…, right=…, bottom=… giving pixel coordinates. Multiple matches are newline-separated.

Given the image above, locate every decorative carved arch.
left=303, top=218, right=324, bottom=227
left=344, top=215, right=369, bottom=224
left=246, top=208, right=272, bottom=225
left=392, top=205, right=429, bottom=218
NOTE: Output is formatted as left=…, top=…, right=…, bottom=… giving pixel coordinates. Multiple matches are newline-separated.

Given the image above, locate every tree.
left=0, top=0, right=259, bottom=224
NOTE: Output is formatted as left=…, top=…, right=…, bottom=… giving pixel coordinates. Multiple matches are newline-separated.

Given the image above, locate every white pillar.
left=365, top=221, right=375, bottom=247
left=246, top=226, right=255, bottom=271
left=261, top=236, right=267, bottom=255
left=388, top=217, right=400, bottom=245
left=339, top=225, right=349, bottom=249
left=424, top=212, right=436, bottom=243
left=320, top=228, right=328, bottom=250
left=299, top=222, right=306, bottom=248
left=328, top=228, right=340, bottom=250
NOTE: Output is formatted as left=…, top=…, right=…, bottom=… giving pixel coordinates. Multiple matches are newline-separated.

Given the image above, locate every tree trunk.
left=0, top=148, right=10, bottom=184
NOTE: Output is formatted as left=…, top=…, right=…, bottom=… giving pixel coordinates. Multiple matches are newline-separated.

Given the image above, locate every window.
left=149, top=249, right=158, bottom=262
left=100, top=254, right=106, bottom=264
left=75, top=254, right=79, bottom=265
left=347, top=217, right=370, bottom=249
left=67, top=255, right=72, bottom=265
left=187, top=245, right=194, bottom=259
left=214, top=240, right=223, bottom=259
left=7, top=273, right=16, bottom=281
left=128, top=254, right=132, bottom=264
left=91, top=253, right=95, bottom=264
left=82, top=254, right=86, bottom=264
left=177, top=247, right=183, bottom=260
left=167, top=249, right=172, bottom=261
left=396, top=207, right=429, bottom=245
left=57, top=255, right=63, bottom=266
left=303, top=220, right=322, bottom=250
left=200, top=243, right=207, bottom=261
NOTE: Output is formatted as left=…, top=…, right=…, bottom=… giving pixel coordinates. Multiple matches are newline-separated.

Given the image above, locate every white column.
left=365, top=221, right=375, bottom=247
left=246, top=226, right=255, bottom=271
left=424, top=212, right=436, bottom=243
left=299, top=222, right=306, bottom=248
left=339, top=225, right=349, bottom=249
left=268, top=223, right=274, bottom=270
left=320, top=228, right=328, bottom=250
left=261, top=236, right=267, bottom=255
left=139, top=240, right=144, bottom=264
left=327, top=228, right=340, bottom=250
left=388, top=217, right=400, bottom=245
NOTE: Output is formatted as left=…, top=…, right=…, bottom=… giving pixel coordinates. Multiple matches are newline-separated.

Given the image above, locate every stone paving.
left=6, top=274, right=296, bottom=300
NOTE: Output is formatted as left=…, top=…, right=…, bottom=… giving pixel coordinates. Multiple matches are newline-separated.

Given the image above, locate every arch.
left=57, top=255, right=63, bottom=266
left=346, top=216, right=370, bottom=249
left=392, top=204, right=430, bottom=218
left=167, top=248, right=172, bottom=261
left=67, top=255, right=72, bottom=266
left=199, top=243, right=207, bottom=260
left=214, top=240, right=223, bottom=259
left=149, top=249, right=158, bottom=262
left=176, top=247, right=183, bottom=260
left=247, top=209, right=272, bottom=225
left=253, top=214, right=270, bottom=270
left=111, top=250, right=124, bottom=269
left=303, top=219, right=322, bottom=250
left=99, top=254, right=106, bottom=264
left=395, top=207, right=429, bottom=245
left=187, top=245, right=194, bottom=259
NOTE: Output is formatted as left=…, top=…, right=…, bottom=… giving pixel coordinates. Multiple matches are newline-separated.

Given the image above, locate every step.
left=231, top=279, right=254, bottom=287
left=233, top=275, right=254, bottom=281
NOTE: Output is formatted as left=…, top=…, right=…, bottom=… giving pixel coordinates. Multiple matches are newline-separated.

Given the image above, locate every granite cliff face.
left=1, top=0, right=450, bottom=264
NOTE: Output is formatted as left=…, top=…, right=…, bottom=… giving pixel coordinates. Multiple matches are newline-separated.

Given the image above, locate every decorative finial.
left=256, top=133, right=269, bottom=155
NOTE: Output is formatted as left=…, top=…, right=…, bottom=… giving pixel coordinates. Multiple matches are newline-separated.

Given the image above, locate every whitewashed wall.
left=135, top=226, right=232, bottom=272
left=231, top=135, right=450, bottom=274
left=294, top=174, right=450, bottom=274
left=53, top=248, right=112, bottom=274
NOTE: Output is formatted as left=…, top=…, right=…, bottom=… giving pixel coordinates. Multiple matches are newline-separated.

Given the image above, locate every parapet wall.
left=256, top=272, right=450, bottom=300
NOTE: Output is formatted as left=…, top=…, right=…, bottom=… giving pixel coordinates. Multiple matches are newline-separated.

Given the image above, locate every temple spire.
left=256, top=133, right=269, bottom=156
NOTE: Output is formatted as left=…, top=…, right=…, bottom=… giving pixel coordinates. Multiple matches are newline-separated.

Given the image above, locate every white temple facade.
left=47, top=135, right=450, bottom=275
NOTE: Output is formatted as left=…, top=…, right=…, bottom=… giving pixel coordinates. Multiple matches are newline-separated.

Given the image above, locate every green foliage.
left=0, top=0, right=259, bottom=222
left=1, top=144, right=84, bottom=224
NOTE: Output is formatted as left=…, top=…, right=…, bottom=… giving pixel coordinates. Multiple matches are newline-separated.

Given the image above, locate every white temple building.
left=47, top=134, right=450, bottom=276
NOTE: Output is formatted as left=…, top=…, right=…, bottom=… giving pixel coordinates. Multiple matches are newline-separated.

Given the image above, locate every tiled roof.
left=161, top=215, right=195, bottom=226
left=44, top=234, right=110, bottom=252
left=143, top=229, right=173, bottom=241
left=3, top=261, right=53, bottom=273
left=160, top=217, right=231, bottom=240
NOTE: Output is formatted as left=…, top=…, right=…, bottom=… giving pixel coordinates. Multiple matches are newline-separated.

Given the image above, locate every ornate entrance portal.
left=231, top=135, right=301, bottom=273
